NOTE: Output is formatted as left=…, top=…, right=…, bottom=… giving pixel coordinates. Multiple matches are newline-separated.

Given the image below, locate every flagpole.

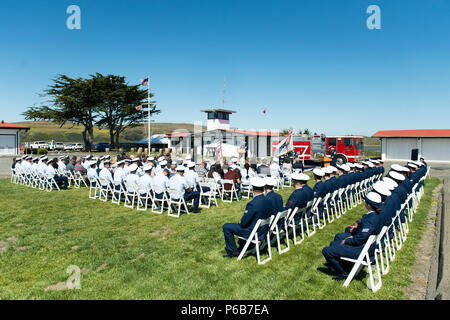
left=147, top=76, right=151, bottom=155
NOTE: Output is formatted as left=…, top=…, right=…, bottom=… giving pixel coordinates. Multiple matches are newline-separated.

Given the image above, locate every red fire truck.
left=272, top=134, right=365, bottom=165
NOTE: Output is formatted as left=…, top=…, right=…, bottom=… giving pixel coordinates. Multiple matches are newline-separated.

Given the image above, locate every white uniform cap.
left=148, top=157, right=154, bottom=161
left=391, top=164, right=408, bottom=173
left=366, top=192, right=382, bottom=205
left=313, top=168, right=325, bottom=177
left=32, top=157, right=39, bottom=161
left=388, top=171, right=405, bottom=182
left=367, top=162, right=375, bottom=168
left=89, top=160, right=97, bottom=166
left=160, top=160, right=168, bottom=166
left=41, top=156, right=48, bottom=161
left=355, top=164, right=364, bottom=169
left=372, top=181, right=392, bottom=196
left=158, top=157, right=165, bottom=162
left=131, top=158, right=140, bottom=163
left=231, top=158, right=238, bottom=163
left=324, top=166, right=334, bottom=174
left=128, top=164, right=138, bottom=172
left=187, top=161, right=196, bottom=168
left=342, top=164, right=351, bottom=172
left=264, top=177, right=277, bottom=187
left=250, top=177, right=266, bottom=188
left=143, top=165, right=152, bottom=172
left=361, top=161, right=370, bottom=166
left=407, top=163, right=418, bottom=169
left=116, top=160, right=125, bottom=165
left=176, top=166, right=185, bottom=172
left=99, top=156, right=105, bottom=161
left=327, top=165, right=337, bottom=172
left=383, top=177, right=398, bottom=190
left=185, top=155, right=192, bottom=160
left=291, top=172, right=310, bottom=182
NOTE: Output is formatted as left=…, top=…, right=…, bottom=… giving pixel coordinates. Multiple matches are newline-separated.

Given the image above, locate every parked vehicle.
left=72, top=143, right=84, bottom=151
left=272, top=135, right=365, bottom=166
left=30, top=141, right=49, bottom=150
left=92, top=143, right=111, bottom=152
left=64, top=144, right=75, bottom=150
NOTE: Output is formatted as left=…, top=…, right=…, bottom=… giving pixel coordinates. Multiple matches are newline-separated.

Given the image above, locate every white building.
left=0, top=121, right=29, bottom=155
left=373, top=129, right=450, bottom=163
left=168, top=109, right=280, bottom=160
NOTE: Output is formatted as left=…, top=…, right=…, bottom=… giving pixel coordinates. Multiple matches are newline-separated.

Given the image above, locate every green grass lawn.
left=0, top=176, right=440, bottom=300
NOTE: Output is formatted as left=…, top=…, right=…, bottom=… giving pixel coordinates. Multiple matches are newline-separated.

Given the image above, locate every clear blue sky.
left=1, top=0, right=449, bottom=136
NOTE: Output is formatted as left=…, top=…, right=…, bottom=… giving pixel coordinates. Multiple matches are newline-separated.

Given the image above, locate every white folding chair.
left=240, top=181, right=253, bottom=199
left=221, top=179, right=239, bottom=202
left=46, top=174, right=61, bottom=192
left=168, top=189, right=190, bottom=218
left=269, top=209, right=291, bottom=254
left=311, top=197, right=326, bottom=230
left=376, top=226, right=390, bottom=275
left=285, top=207, right=304, bottom=245
left=88, top=177, right=100, bottom=199
left=151, top=185, right=168, bottom=214
left=98, top=178, right=112, bottom=202
left=341, top=235, right=382, bottom=293
left=112, top=181, right=126, bottom=205
left=199, top=182, right=218, bottom=208
left=237, top=216, right=274, bottom=265
left=136, top=184, right=152, bottom=211
left=124, top=181, right=138, bottom=209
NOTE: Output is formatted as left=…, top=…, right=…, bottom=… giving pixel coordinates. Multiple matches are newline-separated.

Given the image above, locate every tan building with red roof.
left=0, top=121, right=30, bottom=155
left=373, top=129, right=450, bottom=163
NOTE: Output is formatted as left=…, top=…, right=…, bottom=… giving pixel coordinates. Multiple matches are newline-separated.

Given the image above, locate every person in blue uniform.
left=284, top=172, right=314, bottom=224
left=312, top=168, right=327, bottom=219
left=372, top=181, right=394, bottom=227
left=222, top=177, right=273, bottom=258
left=324, top=166, right=338, bottom=194
left=322, top=192, right=384, bottom=281
left=264, top=177, right=284, bottom=216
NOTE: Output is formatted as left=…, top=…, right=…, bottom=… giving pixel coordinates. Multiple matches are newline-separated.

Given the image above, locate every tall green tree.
left=303, top=128, right=311, bottom=136
left=93, top=73, right=160, bottom=148
left=22, top=75, right=100, bottom=151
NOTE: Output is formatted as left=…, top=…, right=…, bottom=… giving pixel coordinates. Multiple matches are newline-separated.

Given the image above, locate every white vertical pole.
left=147, top=76, right=151, bottom=155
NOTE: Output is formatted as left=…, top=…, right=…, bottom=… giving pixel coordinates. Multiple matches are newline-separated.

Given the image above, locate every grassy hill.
left=16, top=121, right=206, bottom=144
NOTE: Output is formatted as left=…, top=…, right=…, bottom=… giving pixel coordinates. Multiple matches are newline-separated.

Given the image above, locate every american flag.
left=216, top=140, right=223, bottom=163
left=140, top=78, right=149, bottom=86
left=135, top=105, right=143, bottom=111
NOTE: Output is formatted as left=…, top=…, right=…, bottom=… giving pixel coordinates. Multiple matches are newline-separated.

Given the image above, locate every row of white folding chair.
left=11, top=168, right=61, bottom=192
left=342, top=181, right=422, bottom=292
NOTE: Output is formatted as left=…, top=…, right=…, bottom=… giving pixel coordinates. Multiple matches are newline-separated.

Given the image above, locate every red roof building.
left=372, top=129, right=450, bottom=163
left=0, top=121, right=30, bottom=155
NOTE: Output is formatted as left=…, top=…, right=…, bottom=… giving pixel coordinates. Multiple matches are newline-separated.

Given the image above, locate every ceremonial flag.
left=274, top=128, right=294, bottom=157
left=216, top=140, right=223, bottom=163
left=135, top=105, right=143, bottom=111
left=140, top=78, right=149, bottom=86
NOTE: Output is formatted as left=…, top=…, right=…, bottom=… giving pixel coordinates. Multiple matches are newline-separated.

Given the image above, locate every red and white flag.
left=140, top=78, right=149, bottom=86
left=274, top=128, right=294, bottom=157
left=135, top=105, right=143, bottom=111
left=216, top=140, right=223, bottom=163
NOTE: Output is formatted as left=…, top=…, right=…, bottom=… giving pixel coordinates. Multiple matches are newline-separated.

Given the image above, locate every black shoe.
left=223, top=251, right=239, bottom=258
left=332, top=273, right=348, bottom=281
left=192, top=208, right=201, bottom=213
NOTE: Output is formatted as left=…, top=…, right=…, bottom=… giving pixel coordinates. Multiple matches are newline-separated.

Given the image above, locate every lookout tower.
left=200, top=108, right=236, bottom=131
